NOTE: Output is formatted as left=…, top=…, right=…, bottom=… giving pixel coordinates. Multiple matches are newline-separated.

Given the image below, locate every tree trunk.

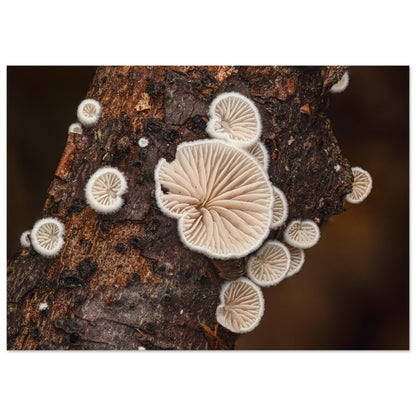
left=7, top=66, right=351, bottom=350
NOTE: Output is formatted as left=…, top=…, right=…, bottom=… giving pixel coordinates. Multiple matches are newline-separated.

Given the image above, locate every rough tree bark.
left=7, top=66, right=352, bottom=350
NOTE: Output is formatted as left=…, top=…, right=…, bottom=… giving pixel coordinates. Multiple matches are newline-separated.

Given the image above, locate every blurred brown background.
left=7, top=66, right=409, bottom=350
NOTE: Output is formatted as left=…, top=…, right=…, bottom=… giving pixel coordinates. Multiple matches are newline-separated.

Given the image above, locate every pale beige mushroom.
left=345, top=167, right=373, bottom=204
left=286, top=245, right=305, bottom=278
left=330, top=71, right=349, bottom=93
left=216, top=277, right=264, bottom=333
left=284, top=219, right=320, bottom=249
left=247, top=241, right=290, bottom=287
left=206, top=92, right=262, bottom=147
left=246, top=141, right=269, bottom=171
left=155, top=139, right=273, bottom=259
left=271, top=186, right=288, bottom=229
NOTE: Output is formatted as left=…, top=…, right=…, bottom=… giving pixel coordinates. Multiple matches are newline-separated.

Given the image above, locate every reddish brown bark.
left=7, top=66, right=351, bottom=350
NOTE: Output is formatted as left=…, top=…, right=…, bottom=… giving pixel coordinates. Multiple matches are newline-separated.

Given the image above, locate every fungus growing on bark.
left=247, top=241, right=290, bottom=287
left=68, top=122, right=83, bottom=135
left=330, top=71, right=349, bottom=93
left=345, top=167, right=373, bottom=204
left=31, top=217, right=65, bottom=257
left=155, top=139, right=273, bottom=259
left=216, top=277, right=264, bottom=333
left=20, top=230, right=31, bottom=248
left=85, top=166, right=128, bottom=214
left=284, top=219, right=320, bottom=249
left=206, top=92, right=262, bottom=147
left=246, top=141, right=269, bottom=171
left=286, top=245, right=305, bottom=278
left=77, top=98, right=102, bottom=127
left=138, top=137, right=149, bottom=148
left=38, top=302, right=48, bottom=311
left=271, top=186, right=289, bottom=229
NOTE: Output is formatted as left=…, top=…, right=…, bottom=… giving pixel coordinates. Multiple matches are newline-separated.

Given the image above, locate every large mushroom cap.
left=247, top=241, right=290, bottom=287
left=155, top=139, right=273, bottom=259
left=206, top=92, right=262, bottom=147
left=85, top=166, right=128, bottom=214
left=31, top=217, right=65, bottom=257
left=345, top=167, right=372, bottom=204
left=284, top=219, right=320, bottom=249
left=271, top=186, right=289, bottom=229
left=216, top=277, right=264, bottom=333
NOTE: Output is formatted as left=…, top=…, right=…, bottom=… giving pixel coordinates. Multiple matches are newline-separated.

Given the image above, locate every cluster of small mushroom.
left=20, top=98, right=130, bottom=257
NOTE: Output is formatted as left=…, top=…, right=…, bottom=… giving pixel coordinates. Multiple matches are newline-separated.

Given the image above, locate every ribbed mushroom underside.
left=157, top=140, right=273, bottom=258
left=247, top=142, right=268, bottom=171
left=91, top=172, right=123, bottom=206
left=272, top=187, right=288, bottom=228
left=346, top=167, right=372, bottom=203
left=82, top=102, right=97, bottom=118
left=248, top=242, right=290, bottom=285
left=216, top=279, right=263, bottom=333
left=285, top=220, right=319, bottom=248
left=34, top=222, right=61, bottom=250
left=209, top=94, right=259, bottom=144
left=287, top=245, right=305, bottom=277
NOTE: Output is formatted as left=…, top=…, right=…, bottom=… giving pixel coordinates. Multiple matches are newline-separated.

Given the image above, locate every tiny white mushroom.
left=271, top=186, right=289, bottom=229
left=68, top=122, right=83, bottom=135
left=138, top=346, right=146, bottom=351
left=138, top=137, right=149, bottom=148
left=246, top=141, right=270, bottom=171
left=38, top=302, right=49, bottom=311
left=155, top=139, right=273, bottom=259
left=284, top=219, right=320, bottom=249
left=206, top=92, right=262, bottom=147
left=77, top=98, right=102, bottom=127
left=216, top=277, right=264, bottom=334
left=20, top=230, right=31, bottom=248
left=286, top=245, right=305, bottom=278
left=31, top=217, right=65, bottom=258
left=345, top=167, right=373, bottom=204
left=85, top=166, right=128, bottom=214
left=334, top=164, right=341, bottom=172
left=330, top=71, right=349, bottom=93
left=247, top=241, right=290, bottom=287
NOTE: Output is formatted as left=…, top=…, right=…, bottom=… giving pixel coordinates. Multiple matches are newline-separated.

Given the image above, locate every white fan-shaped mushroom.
left=68, top=122, right=83, bottom=135
left=216, top=277, right=264, bottom=333
left=247, top=241, right=290, bottom=287
left=31, top=217, right=65, bottom=257
left=20, top=230, right=31, bottom=248
left=286, top=245, right=305, bottom=278
left=85, top=166, right=128, bottom=214
left=284, top=219, right=320, bottom=249
left=206, top=92, right=262, bottom=147
left=345, top=167, right=373, bottom=204
left=246, top=141, right=269, bottom=171
left=155, top=139, right=273, bottom=259
left=271, top=186, right=288, bottom=229
left=77, top=98, right=102, bottom=127
left=330, top=71, right=349, bottom=93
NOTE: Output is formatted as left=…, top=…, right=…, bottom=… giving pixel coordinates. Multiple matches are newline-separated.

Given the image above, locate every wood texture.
left=7, top=66, right=352, bottom=350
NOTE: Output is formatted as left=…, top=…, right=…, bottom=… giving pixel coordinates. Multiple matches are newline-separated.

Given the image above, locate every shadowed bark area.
left=7, top=66, right=351, bottom=350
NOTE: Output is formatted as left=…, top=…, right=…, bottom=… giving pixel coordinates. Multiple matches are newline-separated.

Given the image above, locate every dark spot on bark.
left=187, top=115, right=207, bottom=134
left=131, top=273, right=141, bottom=282
left=130, top=236, right=145, bottom=249
left=116, top=243, right=126, bottom=254
left=146, top=81, right=164, bottom=98
left=191, top=79, right=202, bottom=90
left=164, top=128, right=179, bottom=143
left=101, top=76, right=107, bottom=84
left=141, top=340, right=154, bottom=349
left=144, top=118, right=163, bottom=134
left=60, top=269, right=83, bottom=289
left=31, top=328, right=41, bottom=339
left=145, top=219, right=160, bottom=237
left=117, top=136, right=131, bottom=152
left=68, top=198, right=87, bottom=215
left=264, top=139, right=275, bottom=154
left=137, top=151, right=147, bottom=161
left=47, top=294, right=55, bottom=303
left=39, top=308, right=49, bottom=318
left=77, top=258, right=98, bottom=280
left=202, top=73, right=217, bottom=86
left=133, top=160, right=143, bottom=169
left=144, top=322, right=156, bottom=333
left=179, top=269, right=192, bottom=284
left=158, top=264, right=166, bottom=273
left=64, top=333, right=80, bottom=345
left=100, top=223, right=111, bottom=233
